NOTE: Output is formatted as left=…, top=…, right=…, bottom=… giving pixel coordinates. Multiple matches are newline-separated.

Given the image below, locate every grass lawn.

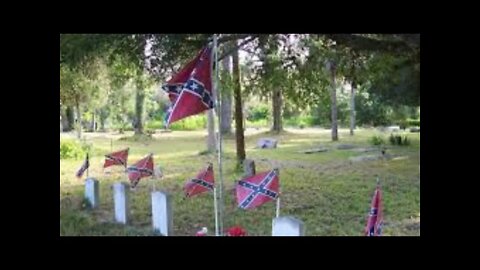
left=60, top=127, right=420, bottom=236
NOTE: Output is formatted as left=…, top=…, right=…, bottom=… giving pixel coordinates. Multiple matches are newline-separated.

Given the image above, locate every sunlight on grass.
left=60, top=128, right=420, bottom=236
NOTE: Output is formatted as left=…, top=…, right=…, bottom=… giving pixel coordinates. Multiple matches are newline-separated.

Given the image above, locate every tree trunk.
left=60, top=108, right=69, bottom=132
left=207, top=110, right=216, bottom=152
left=232, top=47, right=246, bottom=165
left=220, top=55, right=233, bottom=135
left=90, top=111, right=96, bottom=132
left=135, top=82, right=145, bottom=135
left=328, top=61, right=338, bottom=141
left=66, top=106, right=74, bottom=131
left=75, top=99, right=82, bottom=139
left=350, top=80, right=356, bottom=136
left=99, top=108, right=107, bottom=132
left=272, top=88, right=283, bottom=133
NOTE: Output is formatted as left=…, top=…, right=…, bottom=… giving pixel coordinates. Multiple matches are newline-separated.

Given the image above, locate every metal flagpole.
left=86, top=153, right=89, bottom=178
left=210, top=34, right=222, bottom=236
left=276, top=195, right=281, bottom=218
left=213, top=186, right=219, bottom=236
left=214, top=34, right=225, bottom=236
left=275, top=168, right=280, bottom=218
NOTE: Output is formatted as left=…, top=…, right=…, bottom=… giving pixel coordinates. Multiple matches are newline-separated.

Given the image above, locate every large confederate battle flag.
left=184, top=163, right=215, bottom=198
left=236, top=169, right=279, bottom=210
left=127, top=154, right=154, bottom=189
left=162, top=46, right=214, bottom=127
left=104, top=148, right=129, bottom=169
left=365, top=185, right=383, bottom=236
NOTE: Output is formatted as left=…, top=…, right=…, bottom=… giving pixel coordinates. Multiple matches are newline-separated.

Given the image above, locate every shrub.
left=145, top=120, right=164, bottom=130
left=407, top=119, right=420, bottom=127
left=389, top=134, right=410, bottom=146
left=60, top=140, right=85, bottom=159
left=246, top=104, right=270, bottom=121
left=169, top=115, right=206, bottom=131
left=285, top=116, right=316, bottom=128
left=370, top=135, right=385, bottom=146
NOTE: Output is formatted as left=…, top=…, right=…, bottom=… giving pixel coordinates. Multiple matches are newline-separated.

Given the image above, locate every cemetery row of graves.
left=60, top=128, right=420, bottom=236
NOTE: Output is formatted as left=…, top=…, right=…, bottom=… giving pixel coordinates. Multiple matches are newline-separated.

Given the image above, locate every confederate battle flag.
left=127, top=154, right=154, bottom=189
left=236, top=169, right=279, bottom=210
left=104, top=148, right=129, bottom=169
left=162, top=46, right=214, bottom=127
left=184, top=163, right=215, bottom=198
left=365, top=184, right=383, bottom=236
left=75, top=153, right=89, bottom=179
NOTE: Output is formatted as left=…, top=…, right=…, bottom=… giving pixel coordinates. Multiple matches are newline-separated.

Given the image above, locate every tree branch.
left=322, top=34, right=418, bottom=56
left=217, top=34, right=254, bottom=44
left=217, top=35, right=259, bottom=61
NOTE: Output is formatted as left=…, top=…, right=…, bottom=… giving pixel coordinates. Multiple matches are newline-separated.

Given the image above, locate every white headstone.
left=386, top=125, right=400, bottom=132
left=113, top=182, right=129, bottom=224
left=272, top=216, right=305, bottom=236
left=152, top=191, right=173, bottom=236
left=85, top=178, right=99, bottom=208
left=257, top=138, right=278, bottom=149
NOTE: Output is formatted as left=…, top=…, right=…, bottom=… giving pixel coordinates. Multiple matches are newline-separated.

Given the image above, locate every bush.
left=284, top=116, right=316, bottom=128
left=370, top=135, right=385, bottom=146
left=246, top=119, right=268, bottom=128
left=60, top=140, right=85, bottom=159
left=407, top=119, right=420, bottom=127
left=170, top=115, right=207, bottom=131
left=389, top=134, right=410, bottom=146
left=145, top=120, right=164, bottom=130
left=246, top=104, right=270, bottom=121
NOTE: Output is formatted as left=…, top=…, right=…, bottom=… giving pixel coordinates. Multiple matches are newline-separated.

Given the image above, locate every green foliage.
left=389, top=134, right=410, bottom=146
left=145, top=120, right=164, bottom=130
left=361, top=53, right=420, bottom=107
left=246, top=119, right=269, bottom=128
left=60, top=140, right=85, bottom=159
left=284, top=115, right=316, bottom=128
left=370, top=135, right=385, bottom=146
left=246, top=103, right=270, bottom=121
left=169, top=115, right=207, bottom=131
left=355, top=90, right=390, bottom=126
left=407, top=119, right=420, bottom=127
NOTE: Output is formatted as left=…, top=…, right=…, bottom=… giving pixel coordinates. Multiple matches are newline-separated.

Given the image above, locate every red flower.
left=226, top=226, right=247, bottom=236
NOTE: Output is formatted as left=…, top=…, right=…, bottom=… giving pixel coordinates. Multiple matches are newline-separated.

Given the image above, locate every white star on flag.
left=191, top=82, right=198, bottom=91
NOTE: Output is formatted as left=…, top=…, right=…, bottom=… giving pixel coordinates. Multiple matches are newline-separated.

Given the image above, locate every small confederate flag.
left=127, top=154, right=154, bottom=189
left=75, top=153, right=89, bottom=179
left=163, top=46, right=214, bottom=127
left=184, top=163, right=214, bottom=198
left=236, top=169, right=279, bottom=210
left=104, top=148, right=129, bottom=169
left=365, top=184, right=383, bottom=236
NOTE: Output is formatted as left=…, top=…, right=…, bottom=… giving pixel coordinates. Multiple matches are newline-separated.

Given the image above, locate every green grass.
left=60, top=127, right=420, bottom=236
